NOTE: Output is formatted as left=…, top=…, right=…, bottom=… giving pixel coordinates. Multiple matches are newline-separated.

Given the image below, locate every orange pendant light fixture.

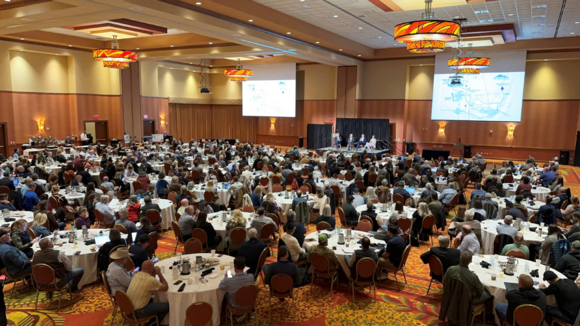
left=224, top=59, right=253, bottom=81
left=394, top=0, right=460, bottom=54
left=93, top=35, right=137, bottom=69
left=448, top=43, right=490, bottom=70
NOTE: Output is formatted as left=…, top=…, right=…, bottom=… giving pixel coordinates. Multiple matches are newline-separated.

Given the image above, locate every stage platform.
left=317, top=146, right=391, bottom=157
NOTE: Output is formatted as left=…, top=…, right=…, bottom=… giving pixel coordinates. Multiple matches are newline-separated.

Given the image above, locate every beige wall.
left=0, top=40, right=120, bottom=95
left=359, top=58, right=434, bottom=99
left=10, top=51, right=69, bottom=93
left=408, top=65, right=435, bottom=100
left=211, top=74, right=242, bottom=99
left=297, top=64, right=337, bottom=100
left=524, top=60, right=580, bottom=100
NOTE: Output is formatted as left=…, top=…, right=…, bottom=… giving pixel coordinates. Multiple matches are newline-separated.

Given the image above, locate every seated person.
left=126, top=260, right=169, bottom=323
left=218, top=256, right=255, bottom=309
left=378, top=225, right=406, bottom=269
left=539, top=271, right=580, bottom=325
left=128, top=234, right=151, bottom=269
left=32, top=238, right=85, bottom=292
left=497, top=216, right=518, bottom=238
left=420, top=235, right=460, bottom=281
left=501, top=232, right=529, bottom=259
left=264, top=246, right=301, bottom=287
left=316, top=204, right=336, bottom=228
left=307, top=233, right=339, bottom=272
left=0, top=228, right=32, bottom=278
left=555, top=240, right=580, bottom=280
left=346, top=237, right=378, bottom=276
left=495, top=274, right=546, bottom=325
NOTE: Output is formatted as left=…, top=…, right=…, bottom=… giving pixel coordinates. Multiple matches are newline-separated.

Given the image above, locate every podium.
left=453, top=143, right=464, bottom=157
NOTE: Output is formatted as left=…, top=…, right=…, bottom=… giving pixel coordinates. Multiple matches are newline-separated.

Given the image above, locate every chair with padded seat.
left=378, top=245, right=411, bottom=291
left=310, top=253, right=339, bottom=294
left=357, top=220, right=372, bottom=232
left=349, top=257, right=377, bottom=301
left=317, top=221, right=331, bottom=231
left=242, top=205, right=254, bottom=213
left=504, top=304, right=544, bottom=326
left=506, top=249, right=527, bottom=259
left=171, top=221, right=185, bottom=253
left=253, top=247, right=270, bottom=283
left=227, top=227, right=247, bottom=255
left=426, top=255, right=443, bottom=295
left=101, top=271, right=120, bottom=325
left=191, top=228, right=212, bottom=252
left=184, top=238, right=203, bottom=254
left=32, top=264, right=72, bottom=310
left=419, top=215, right=436, bottom=246
left=116, top=291, right=159, bottom=326
left=226, top=284, right=258, bottom=326
left=398, top=218, right=412, bottom=244
left=269, top=274, right=295, bottom=318
left=146, top=231, right=158, bottom=257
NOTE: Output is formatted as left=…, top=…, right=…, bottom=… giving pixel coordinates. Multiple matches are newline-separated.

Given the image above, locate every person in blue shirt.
left=155, top=172, right=169, bottom=197
left=251, top=186, right=264, bottom=210
left=292, top=146, right=300, bottom=158
left=22, top=184, right=39, bottom=211
left=471, top=183, right=487, bottom=199
left=218, top=256, right=256, bottom=309
left=0, top=229, right=32, bottom=278
left=539, top=167, right=557, bottom=187
left=0, top=194, right=16, bottom=211
left=12, top=148, right=19, bottom=158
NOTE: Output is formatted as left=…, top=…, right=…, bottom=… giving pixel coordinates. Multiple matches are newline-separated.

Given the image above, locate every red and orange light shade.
left=230, top=77, right=248, bottom=82
left=448, top=57, right=490, bottom=69
left=407, top=40, right=445, bottom=53
left=395, top=20, right=460, bottom=43
left=103, top=61, right=130, bottom=69
left=456, top=68, right=480, bottom=74
left=224, top=69, right=253, bottom=77
left=93, top=49, right=137, bottom=69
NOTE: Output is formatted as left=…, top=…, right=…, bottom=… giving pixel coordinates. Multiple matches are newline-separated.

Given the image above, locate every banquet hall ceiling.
left=0, top=0, right=579, bottom=66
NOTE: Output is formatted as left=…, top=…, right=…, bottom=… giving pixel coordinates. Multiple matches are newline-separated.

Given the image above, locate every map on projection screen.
left=431, top=71, right=525, bottom=122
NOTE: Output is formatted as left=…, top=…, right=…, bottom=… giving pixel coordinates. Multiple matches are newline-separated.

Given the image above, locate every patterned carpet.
left=4, top=162, right=580, bottom=326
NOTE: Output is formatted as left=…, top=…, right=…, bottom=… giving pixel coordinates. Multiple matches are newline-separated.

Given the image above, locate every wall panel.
left=12, top=92, right=73, bottom=142
left=141, top=97, right=170, bottom=135
left=75, top=94, right=123, bottom=140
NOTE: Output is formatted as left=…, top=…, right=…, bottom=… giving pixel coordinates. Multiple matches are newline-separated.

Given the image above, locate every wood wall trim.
left=142, top=43, right=240, bottom=52
left=0, top=90, right=121, bottom=97
left=0, top=0, right=51, bottom=11
left=414, top=141, right=574, bottom=151
left=0, top=37, right=93, bottom=52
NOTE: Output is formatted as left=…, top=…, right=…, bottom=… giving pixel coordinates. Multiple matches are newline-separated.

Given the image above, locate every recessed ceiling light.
left=19, top=50, right=22, bottom=51
left=339, top=49, right=342, bottom=51
left=287, top=32, right=291, bottom=34
left=195, top=2, right=201, bottom=4
left=358, top=27, right=363, bottom=29
left=248, top=19, right=253, bottom=22
left=544, top=59, right=548, bottom=61
left=210, top=65, right=212, bottom=67
left=378, top=36, right=382, bottom=38
left=190, top=62, right=192, bottom=64
left=358, top=54, right=361, bottom=57
left=209, top=42, right=213, bottom=44
left=420, top=64, right=423, bottom=66
left=5, top=0, right=11, bottom=2
left=55, top=54, right=59, bottom=55
left=170, top=68, right=173, bottom=69
left=170, top=45, right=174, bottom=47
left=333, top=15, right=338, bottom=18
left=509, top=13, right=514, bottom=16
left=136, top=48, right=140, bottom=50
left=68, top=45, right=72, bottom=47
left=571, top=32, right=575, bottom=34
left=20, top=38, right=24, bottom=40
left=315, top=41, right=319, bottom=44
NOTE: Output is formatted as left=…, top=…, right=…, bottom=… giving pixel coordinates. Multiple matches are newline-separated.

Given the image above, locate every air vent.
left=493, top=18, right=506, bottom=22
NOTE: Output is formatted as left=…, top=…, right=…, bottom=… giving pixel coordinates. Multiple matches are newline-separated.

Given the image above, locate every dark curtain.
left=307, top=124, right=333, bottom=150
left=335, top=118, right=390, bottom=147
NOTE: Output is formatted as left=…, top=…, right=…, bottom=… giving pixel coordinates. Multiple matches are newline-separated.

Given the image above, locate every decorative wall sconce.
left=36, top=119, right=45, bottom=132
left=270, top=118, right=276, bottom=129
left=438, top=123, right=445, bottom=134
left=160, top=115, right=166, bottom=125
left=508, top=125, right=515, bottom=137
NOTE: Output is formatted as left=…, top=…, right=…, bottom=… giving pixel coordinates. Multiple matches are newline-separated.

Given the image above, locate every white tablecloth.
left=154, top=253, right=236, bottom=326
left=207, top=211, right=252, bottom=251
left=435, top=178, right=448, bottom=192
left=0, top=211, right=34, bottom=227
left=272, top=192, right=313, bottom=223
left=30, top=229, right=124, bottom=289
left=503, top=184, right=550, bottom=201
left=23, top=148, right=43, bottom=157
left=491, top=198, right=544, bottom=219
left=109, top=198, right=175, bottom=230
left=469, top=255, right=564, bottom=325
left=480, top=219, right=548, bottom=254
left=355, top=204, right=417, bottom=226
left=193, top=183, right=231, bottom=206
left=302, top=230, right=382, bottom=278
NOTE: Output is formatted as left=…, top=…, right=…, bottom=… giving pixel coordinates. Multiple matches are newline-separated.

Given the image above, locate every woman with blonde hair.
left=207, top=180, right=217, bottom=194
left=32, top=213, right=52, bottom=237
left=226, top=209, right=247, bottom=235
left=312, top=188, right=327, bottom=212
left=316, top=204, right=335, bottom=228
left=364, top=187, right=378, bottom=204
left=412, top=202, right=432, bottom=235
left=11, top=219, right=37, bottom=258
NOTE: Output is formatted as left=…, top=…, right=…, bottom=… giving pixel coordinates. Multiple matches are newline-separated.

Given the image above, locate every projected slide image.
left=431, top=72, right=524, bottom=122
left=242, top=80, right=296, bottom=117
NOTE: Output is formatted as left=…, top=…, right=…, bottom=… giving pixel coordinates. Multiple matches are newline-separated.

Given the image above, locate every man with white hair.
left=501, top=232, right=529, bottom=259
left=168, top=176, right=181, bottom=193
left=497, top=215, right=518, bottom=238
left=420, top=235, right=460, bottom=281
left=420, top=183, right=436, bottom=199
left=439, top=182, right=458, bottom=204
left=458, top=225, right=480, bottom=255
left=115, top=207, right=137, bottom=244
left=457, top=210, right=482, bottom=244
left=482, top=192, right=498, bottom=209
left=237, top=228, right=268, bottom=274
left=96, top=195, right=116, bottom=225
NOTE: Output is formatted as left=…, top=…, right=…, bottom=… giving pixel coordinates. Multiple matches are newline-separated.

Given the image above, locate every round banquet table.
left=490, top=198, right=544, bottom=220
left=355, top=204, right=417, bottom=227
left=469, top=255, right=565, bottom=325
left=315, top=180, right=352, bottom=200
left=0, top=211, right=34, bottom=227
left=434, top=177, right=448, bottom=192
left=302, top=230, right=382, bottom=278
left=480, top=219, right=548, bottom=254
left=43, top=164, right=64, bottom=175
left=108, top=198, right=175, bottom=230
left=503, top=184, right=550, bottom=201
left=192, top=183, right=231, bottom=206
left=207, top=211, right=252, bottom=251
left=153, top=253, right=239, bottom=326
left=272, top=192, right=314, bottom=223
left=29, top=229, right=128, bottom=289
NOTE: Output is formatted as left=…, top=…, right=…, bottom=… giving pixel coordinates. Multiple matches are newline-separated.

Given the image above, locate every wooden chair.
left=331, top=185, right=341, bottom=205
left=357, top=220, right=372, bottom=232
left=146, top=232, right=159, bottom=257
left=506, top=249, right=527, bottom=259
left=503, top=175, right=514, bottom=183
left=0, top=186, right=10, bottom=195
left=242, top=205, right=254, bottom=213
left=191, top=228, right=211, bottom=251
left=226, top=284, right=259, bottom=326
left=337, top=207, right=350, bottom=229
left=273, top=184, right=283, bottom=192
left=184, top=238, right=203, bottom=254
left=426, top=256, right=443, bottom=295
left=355, top=180, right=365, bottom=192
left=204, top=191, right=214, bottom=205
left=145, top=210, right=163, bottom=234
left=378, top=245, right=411, bottom=291
left=32, top=264, right=73, bottom=310
left=132, top=181, right=142, bottom=192
left=349, top=257, right=377, bottom=301
left=260, top=177, right=269, bottom=190
left=398, top=218, right=412, bottom=243
left=269, top=274, right=295, bottom=318
left=317, top=221, right=331, bottom=231
left=551, top=318, right=573, bottom=326
left=167, top=192, right=177, bottom=204
left=310, top=253, right=339, bottom=294
left=227, top=227, right=247, bottom=255
left=393, top=193, right=405, bottom=205
left=114, top=224, right=128, bottom=235
left=171, top=221, right=185, bottom=253
left=419, top=215, right=436, bottom=246
left=259, top=223, right=276, bottom=252
left=254, top=247, right=270, bottom=283
left=337, top=174, right=345, bottom=180
left=344, top=172, right=353, bottom=181
left=116, top=291, right=159, bottom=326
left=505, top=304, right=544, bottom=326
left=101, top=271, right=120, bottom=325
left=27, top=227, right=36, bottom=240
left=1, top=266, right=31, bottom=299
left=99, top=185, right=109, bottom=193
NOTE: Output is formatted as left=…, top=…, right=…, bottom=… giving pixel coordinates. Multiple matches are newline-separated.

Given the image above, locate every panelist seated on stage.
left=335, top=133, right=341, bottom=149
left=347, top=134, right=355, bottom=149
left=364, top=136, right=377, bottom=149
left=357, top=134, right=367, bottom=148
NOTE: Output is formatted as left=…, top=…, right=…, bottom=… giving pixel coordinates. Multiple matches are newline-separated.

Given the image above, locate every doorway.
left=143, top=120, right=155, bottom=138
left=85, top=121, right=108, bottom=144
left=0, top=123, right=7, bottom=158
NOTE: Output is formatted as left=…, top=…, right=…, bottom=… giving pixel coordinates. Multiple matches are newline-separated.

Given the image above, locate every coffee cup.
left=491, top=273, right=497, bottom=281
left=211, top=249, right=216, bottom=257
left=188, top=278, right=193, bottom=285
left=536, top=259, right=541, bottom=266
